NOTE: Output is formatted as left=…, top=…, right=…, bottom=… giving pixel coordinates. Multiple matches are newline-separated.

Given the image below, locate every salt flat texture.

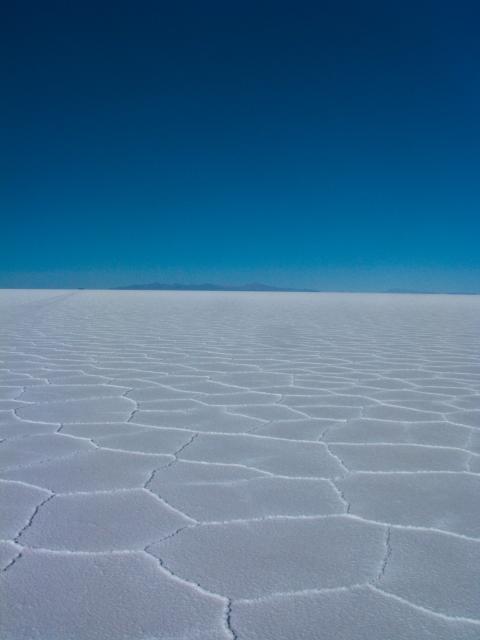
left=0, top=290, right=479, bottom=640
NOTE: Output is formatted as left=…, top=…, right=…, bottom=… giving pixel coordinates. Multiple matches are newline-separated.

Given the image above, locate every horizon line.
left=1, top=283, right=479, bottom=296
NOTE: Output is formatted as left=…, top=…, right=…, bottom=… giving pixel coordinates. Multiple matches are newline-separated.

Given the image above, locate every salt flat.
left=1, top=289, right=479, bottom=639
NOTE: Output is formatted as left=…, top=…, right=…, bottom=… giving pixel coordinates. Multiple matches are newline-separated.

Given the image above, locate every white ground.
left=1, top=290, right=479, bottom=639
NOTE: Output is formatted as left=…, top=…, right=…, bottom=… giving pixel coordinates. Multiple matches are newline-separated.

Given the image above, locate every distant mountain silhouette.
left=114, top=282, right=317, bottom=292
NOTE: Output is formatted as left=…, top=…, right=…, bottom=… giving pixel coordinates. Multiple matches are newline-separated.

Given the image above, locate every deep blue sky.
left=2, top=1, right=480, bottom=291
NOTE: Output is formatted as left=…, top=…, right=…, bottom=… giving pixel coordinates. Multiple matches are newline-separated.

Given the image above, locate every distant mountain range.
left=114, top=282, right=317, bottom=292
left=113, top=282, right=479, bottom=294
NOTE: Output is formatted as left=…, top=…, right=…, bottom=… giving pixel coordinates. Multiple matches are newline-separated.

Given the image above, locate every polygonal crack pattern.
left=0, top=289, right=479, bottom=639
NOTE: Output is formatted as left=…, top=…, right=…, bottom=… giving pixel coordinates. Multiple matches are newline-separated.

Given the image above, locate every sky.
left=2, top=1, right=480, bottom=291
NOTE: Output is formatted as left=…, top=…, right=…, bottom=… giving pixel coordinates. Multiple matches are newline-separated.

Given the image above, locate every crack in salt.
left=15, top=493, right=55, bottom=544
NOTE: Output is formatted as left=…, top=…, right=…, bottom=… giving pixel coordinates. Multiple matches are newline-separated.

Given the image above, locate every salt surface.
left=0, top=290, right=479, bottom=639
